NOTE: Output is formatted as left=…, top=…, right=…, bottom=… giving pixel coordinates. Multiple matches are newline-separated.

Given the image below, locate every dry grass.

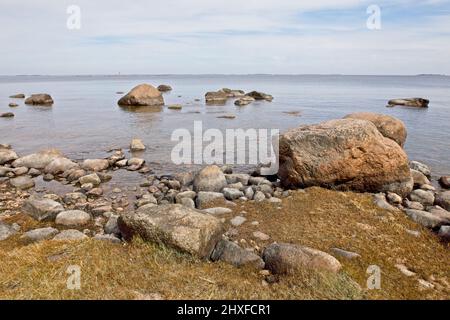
left=0, top=186, right=448, bottom=300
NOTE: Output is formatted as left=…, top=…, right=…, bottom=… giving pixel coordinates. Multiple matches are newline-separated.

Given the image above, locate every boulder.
left=435, top=191, right=450, bottom=211
left=82, top=159, right=109, bottom=172
left=79, top=173, right=101, bottom=186
left=44, top=157, right=79, bottom=175
left=0, top=148, right=18, bottom=164
left=411, top=169, right=430, bottom=187
left=157, top=84, right=172, bottom=92
left=409, top=161, right=431, bottom=177
left=9, top=176, right=35, bottom=190
left=24, top=94, right=54, bottom=105
left=53, top=229, right=88, bottom=241
left=193, top=165, right=227, bottom=192
left=225, top=174, right=250, bottom=185
left=12, top=149, right=62, bottom=169
left=405, top=209, right=447, bottom=229
left=263, top=243, right=342, bottom=275
left=223, top=188, right=244, bottom=200
left=234, top=96, right=255, bottom=106
left=55, top=210, right=91, bottom=227
left=9, top=94, right=25, bottom=99
left=130, top=138, right=146, bottom=151
left=21, top=227, right=59, bottom=243
left=104, top=216, right=120, bottom=235
left=426, top=206, right=450, bottom=224
left=439, top=176, right=450, bottom=189
left=118, top=204, right=225, bottom=258
left=118, top=84, right=164, bottom=107
left=408, top=189, right=435, bottom=206
left=387, top=98, right=429, bottom=108
left=196, top=192, right=226, bottom=209
left=205, top=91, right=228, bottom=105
left=23, top=198, right=64, bottom=221
left=278, top=119, right=413, bottom=197
left=210, top=239, right=264, bottom=269
left=245, top=91, right=273, bottom=102
left=343, top=112, right=407, bottom=147
left=0, top=223, right=17, bottom=241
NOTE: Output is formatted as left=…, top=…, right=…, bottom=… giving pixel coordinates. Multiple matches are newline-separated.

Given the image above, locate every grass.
left=0, top=186, right=448, bottom=300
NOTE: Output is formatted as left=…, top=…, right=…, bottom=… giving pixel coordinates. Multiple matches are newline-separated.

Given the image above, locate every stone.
left=118, top=204, right=225, bottom=258
left=118, top=84, right=164, bottom=107
left=193, top=165, right=227, bottom=192
left=409, top=189, right=434, bottom=206
left=23, top=198, right=64, bottom=221
left=196, top=191, right=225, bottom=209
left=13, top=167, right=28, bottom=176
left=0, top=112, right=14, bottom=118
left=244, top=187, right=254, bottom=200
left=174, top=172, right=195, bottom=186
left=127, top=158, right=145, bottom=170
left=278, top=119, right=413, bottom=197
left=130, top=138, right=146, bottom=151
left=403, top=199, right=424, bottom=211
left=230, top=216, right=247, bottom=227
left=426, top=206, right=450, bottom=224
left=405, top=209, right=447, bottom=229
left=210, top=239, right=264, bottom=269
left=387, top=98, right=429, bottom=108
left=66, top=169, right=86, bottom=181
left=9, top=94, right=25, bottom=98
left=217, top=114, right=236, bottom=119
left=234, top=96, right=255, bottom=106
left=9, top=176, right=35, bottom=190
left=8, top=103, right=19, bottom=107
left=82, top=159, right=109, bottom=172
left=94, top=234, right=121, bottom=244
left=63, top=192, right=87, bottom=205
left=386, top=192, right=402, bottom=205
left=395, top=264, right=416, bottom=277
left=205, top=91, right=228, bottom=105
left=44, top=157, right=79, bottom=175
left=53, top=229, right=88, bottom=241
left=246, top=91, right=273, bottom=102
left=87, top=188, right=103, bottom=197
left=168, top=104, right=182, bottom=110
left=104, top=215, right=120, bottom=235
left=179, top=197, right=195, bottom=208
left=330, top=248, right=361, bottom=260
left=253, top=231, right=270, bottom=241
left=0, top=148, right=18, bottom=164
left=253, top=191, right=266, bottom=202
left=435, top=191, right=450, bottom=211
left=157, top=84, right=172, bottom=92
left=248, top=176, right=272, bottom=186
left=263, top=243, right=342, bottom=275
left=439, top=176, right=450, bottom=189
left=24, top=94, right=54, bottom=105
left=223, top=188, right=244, bottom=200
left=0, top=223, right=17, bottom=241
left=115, top=159, right=128, bottom=167
left=343, top=112, right=407, bottom=147
left=227, top=182, right=244, bottom=190
left=79, top=173, right=101, bottom=186
left=225, top=174, right=250, bottom=185
left=411, top=169, right=430, bottom=187
left=21, top=227, right=59, bottom=243
left=55, top=210, right=91, bottom=227
left=12, top=149, right=62, bottom=169
left=203, top=207, right=233, bottom=215
left=409, top=161, right=431, bottom=177
left=176, top=191, right=196, bottom=202
left=438, top=226, right=450, bottom=240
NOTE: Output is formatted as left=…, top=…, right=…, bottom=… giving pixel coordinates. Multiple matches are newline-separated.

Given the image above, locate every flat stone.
left=53, top=229, right=88, bottom=241
left=203, top=207, right=233, bottom=215
left=23, top=198, right=64, bottom=221
left=55, top=210, right=91, bottom=227
left=9, top=176, right=35, bottom=190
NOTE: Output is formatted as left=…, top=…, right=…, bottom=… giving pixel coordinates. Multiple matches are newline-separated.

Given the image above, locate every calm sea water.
left=1, top=75, right=449, bottom=177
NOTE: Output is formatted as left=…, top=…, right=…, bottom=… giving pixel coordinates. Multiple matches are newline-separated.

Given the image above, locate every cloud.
left=0, top=0, right=449, bottom=74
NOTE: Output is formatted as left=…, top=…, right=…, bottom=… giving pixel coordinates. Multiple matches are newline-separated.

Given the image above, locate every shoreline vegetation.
left=0, top=84, right=449, bottom=300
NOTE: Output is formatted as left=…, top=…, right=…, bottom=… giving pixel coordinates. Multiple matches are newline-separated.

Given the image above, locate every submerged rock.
left=343, top=112, right=407, bottom=147
left=118, top=204, right=225, bottom=258
left=25, top=94, right=54, bottom=105
left=387, top=98, right=429, bottom=108
left=118, top=84, right=164, bottom=107
left=278, top=119, right=413, bottom=197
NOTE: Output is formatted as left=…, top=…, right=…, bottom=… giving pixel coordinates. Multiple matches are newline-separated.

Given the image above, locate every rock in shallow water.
left=387, top=98, right=429, bottom=108
left=118, top=84, right=164, bottom=107
left=25, top=94, right=54, bottom=105
left=118, top=204, right=225, bottom=258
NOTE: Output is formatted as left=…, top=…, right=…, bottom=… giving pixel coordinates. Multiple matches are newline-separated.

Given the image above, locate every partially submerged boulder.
left=234, top=96, right=255, bottom=106
left=118, top=84, right=164, bottom=107
left=387, top=98, right=429, bottom=108
left=263, top=243, right=342, bottom=274
left=118, top=204, right=225, bottom=258
left=205, top=91, right=228, bottom=105
left=245, top=91, right=273, bottom=102
left=278, top=119, right=413, bottom=196
left=343, top=112, right=407, bottom=147
left=25, top=94, right=54, bottom=105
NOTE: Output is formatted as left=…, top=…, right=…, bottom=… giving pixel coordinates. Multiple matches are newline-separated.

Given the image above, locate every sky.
left=1, top=0, right=450, bottom=75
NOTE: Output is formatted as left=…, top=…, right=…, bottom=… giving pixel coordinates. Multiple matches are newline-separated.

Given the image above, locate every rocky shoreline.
left=1, top=112, right=449, bottom=283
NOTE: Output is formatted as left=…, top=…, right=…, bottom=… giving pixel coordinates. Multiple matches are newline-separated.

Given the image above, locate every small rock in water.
left=0, top=112, right=14, bottom=118
left=8, top=103, right=18, bottom=107
left=157, top=84, right=172, bottom=92
left=79, top=173, right=101, bottom=186
left=25, top=94, right=54, bottom=105
left=9, top=94, right=25, bottom=99
left=130, top=138, right=146, bottom=151
left=168, top=104, right=182, bottom=110
left=217, top=114, right=236, bottom=119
